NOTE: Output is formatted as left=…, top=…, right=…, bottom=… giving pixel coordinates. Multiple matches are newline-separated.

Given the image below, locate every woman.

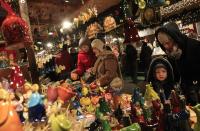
left=71, top=37, right=96, bottom=79
left=90, top=39, right=121, bottom=87
left=90, top=39, right=122, bottom=110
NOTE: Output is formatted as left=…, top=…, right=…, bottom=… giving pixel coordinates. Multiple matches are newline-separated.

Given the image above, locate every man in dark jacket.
left=155, top=22, right=200, bottom=105
left=125, top=44, right=138, bottom=83
left=140, top=41, right=153, bottom=79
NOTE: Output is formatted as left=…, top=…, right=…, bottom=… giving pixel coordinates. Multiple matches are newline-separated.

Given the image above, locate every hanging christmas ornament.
left=123, top=19, right=140, bottom=44
left=0, top=0, right=31, bottom=45
left=138, top=0, right=146, bottom=9
left=165, top=0, right=170, bottom=5
left=122, top=0, right=133, bottom=19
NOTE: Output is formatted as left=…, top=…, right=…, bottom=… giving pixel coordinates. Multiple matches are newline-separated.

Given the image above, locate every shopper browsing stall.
left=55, top=44, right=72, bottom=80
left=71, top=37, right=96, bottom=80
left=90, top=39, right=121, bottom=88
left=155, top=22, right=200, bottom=105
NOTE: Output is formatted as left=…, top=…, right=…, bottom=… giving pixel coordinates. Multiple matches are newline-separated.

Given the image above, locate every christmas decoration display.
left=1, top=72, right=199, bottom=131
left=103, top=16, right=117, bottom=32
left=10, top=65, right=25, bottom=91
left=123, top=19, right=140, bottom=43
left=86, top=22, right=102, bottom=39
left=73, top=7, right=98, bottom=27
left=136, top=0, right=146, bottom=9
left=0, top=0, right=31, bottom=44
left=121, top=0, right=133, bottom=19
left=160, top=0, right=200, bottom=18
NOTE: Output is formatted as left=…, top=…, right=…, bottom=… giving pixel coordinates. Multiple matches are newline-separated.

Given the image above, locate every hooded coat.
left=155, top=23, right=200, bottom=89
left=147, top=57, right=175, bottom=100
left=92, top=51, right=120, bottom=87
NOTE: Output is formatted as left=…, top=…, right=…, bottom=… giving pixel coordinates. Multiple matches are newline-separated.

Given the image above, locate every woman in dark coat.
left=155, top=22, right=200, bottom=105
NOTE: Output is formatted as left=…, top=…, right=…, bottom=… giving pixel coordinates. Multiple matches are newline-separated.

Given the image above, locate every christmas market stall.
left=1, top=0, right=200, bottom=131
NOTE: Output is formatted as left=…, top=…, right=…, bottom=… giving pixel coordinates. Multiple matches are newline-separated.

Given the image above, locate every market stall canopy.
left=27, top=0, right=120, bottom=25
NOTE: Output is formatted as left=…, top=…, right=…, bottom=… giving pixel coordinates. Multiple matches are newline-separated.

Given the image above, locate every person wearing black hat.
left=147, top=57, right=175, bottom=101
left=71, top=36, right=96, bottom=79
left=155, top=22, right=200, bottom=105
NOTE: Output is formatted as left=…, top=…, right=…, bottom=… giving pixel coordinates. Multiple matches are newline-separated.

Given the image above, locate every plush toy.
left=28, top=84, right=46, bottom=122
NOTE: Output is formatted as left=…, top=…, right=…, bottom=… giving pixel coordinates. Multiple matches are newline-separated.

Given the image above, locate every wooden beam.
left=18, top=0, right=39, bottom=84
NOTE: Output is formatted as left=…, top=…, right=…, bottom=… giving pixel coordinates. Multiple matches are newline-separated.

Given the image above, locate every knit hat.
left=79, top=36, right=91, bottom=47
left=153, top=63, right=167, bottom=72
left=91, top=39, right=105, bottom=52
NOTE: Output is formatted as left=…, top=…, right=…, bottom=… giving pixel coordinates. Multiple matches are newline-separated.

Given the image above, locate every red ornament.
left=1, top=15, right=31, bottom=44
left=47, top=86, right=58, bottom=103
left=124, top=19, right=140, bottom=44
left=57, top=86, right=76, bottom=103
left=10, top=65, right=25, bottom=90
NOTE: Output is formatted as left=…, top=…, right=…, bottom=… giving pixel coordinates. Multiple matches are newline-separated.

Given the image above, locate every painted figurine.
left=28, top=84, right=46, bottom=122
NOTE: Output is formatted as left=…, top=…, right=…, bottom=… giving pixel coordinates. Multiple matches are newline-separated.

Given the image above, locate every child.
left=147, top=57, right=175, bottom=102
left=71, top=37, right=96, bottom=80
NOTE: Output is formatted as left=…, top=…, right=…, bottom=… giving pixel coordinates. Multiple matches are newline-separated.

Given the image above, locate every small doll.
left=28, top=84, right=46, bottom=122
left=11, top=92, right=25, bottom=122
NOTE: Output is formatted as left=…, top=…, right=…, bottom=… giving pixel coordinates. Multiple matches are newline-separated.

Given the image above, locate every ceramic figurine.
left=101, top=119, right=112, bottom=131
left=178, top=96, right=191, bottom=131
left=47, top=85, right=58, bottom=103
left=48, top=103, right=71, bottom=131
left=145, top=83, right=160, bottom=101
left=120, top=123, right=141, bottom=131
left=192, top=104, right=200, bottom=131
left=0, top=88, right=23, bottom=131
left=163, top=102, right=174, bottom=131
left=28, top=84, right=46, bottom=122
left=114, top=105, right=123, bottom=123
left=170, top=90, right=180, bottom=113
left=11, top=92, right=25, bottom=122
left=143, top=105, right=158, bottom=131
left=132, top=88, right=141, bottom=104
left=49, top=113, right=71, bottom=131
left=86, top=119, right=101, bottom=131
left=130, top=102, right=144, bottom=124
left=99, top=97, right=111, bottom=114
left=57, top=85, right=76, bottom=103
left=152, top=99, right=164, bottom=131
